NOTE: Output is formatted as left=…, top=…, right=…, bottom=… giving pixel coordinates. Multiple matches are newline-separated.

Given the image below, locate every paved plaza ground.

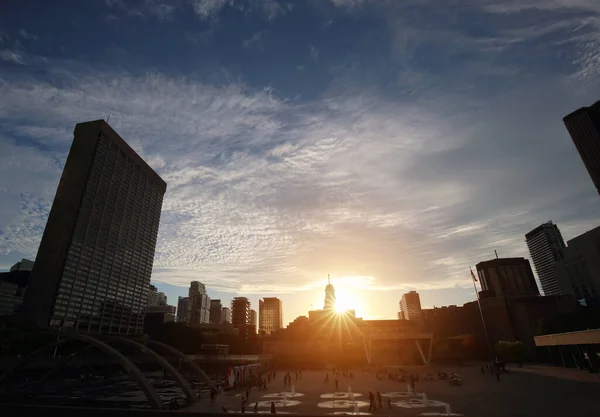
left=186, top=363, right=600, bottom=417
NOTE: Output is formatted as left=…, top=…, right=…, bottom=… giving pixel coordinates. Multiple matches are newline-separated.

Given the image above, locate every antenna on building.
left=494, top=250, right=499, bottom=259
left=106, top=108, right=113, bottom=123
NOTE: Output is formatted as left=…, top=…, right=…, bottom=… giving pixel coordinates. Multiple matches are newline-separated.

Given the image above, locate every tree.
left=494, top=341, right=526, bottom=364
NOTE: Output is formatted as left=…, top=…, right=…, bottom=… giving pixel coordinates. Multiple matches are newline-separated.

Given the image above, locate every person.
left=368, top=391, right=375, bottom=411
left=387, top=397, right=392, bottom=409
left=210, top=387, right=217, bottom=404
left=241, top=396, right=246, bottom=413
left=377, top=391, right=382, bottom=408
left=254, top=402, right=259, bottom=413
left=271, top=401, right=276, bottom=414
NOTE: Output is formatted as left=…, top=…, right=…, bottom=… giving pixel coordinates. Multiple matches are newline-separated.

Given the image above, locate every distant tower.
left=324, top=274, right=336, bottom=310
left=525, top=221, right=566, bottom=296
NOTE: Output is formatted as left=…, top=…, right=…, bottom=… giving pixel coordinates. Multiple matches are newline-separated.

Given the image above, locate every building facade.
left=231, top=297, right=250, bottom=328
left=21, top=120, right=166, bottom=334
left=324, top=274, right=336, bottom=311
left=250, top=309, right=258, bottom=333
left=221, top=306, right=232, bottom=324
left=563, top=101, right=600, bottom=195
left=555, top=225, right=600, bottom=301
left=188, top=281, right=210, bottom=323
left=210, top=299, right=223, bottom=324
left=259, top=297, right=283, bottom=334
left=177, top=296, right=191, bottom=323
left=525, top=221, right=566, bottom=296
left=476, top=258, right=540, bottom=297
left=10, top=259, right=34, bottom=272
left=147, top=284, right=158, bottom=306
left=400, top=291, right=422, bottom=322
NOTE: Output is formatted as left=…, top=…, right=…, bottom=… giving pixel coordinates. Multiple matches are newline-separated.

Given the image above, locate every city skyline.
left=3, top=1, right=600, bottom=323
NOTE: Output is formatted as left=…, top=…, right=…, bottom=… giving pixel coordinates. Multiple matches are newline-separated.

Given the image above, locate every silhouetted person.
left=271, top=401, right=276, bottom=414
left=377, top=391, right=382, bottom=408
left=254, top=402, right=259, bottom=413
left=387, top=397, right=392, bottom=409
left=368, top=391, right=375, bottom=411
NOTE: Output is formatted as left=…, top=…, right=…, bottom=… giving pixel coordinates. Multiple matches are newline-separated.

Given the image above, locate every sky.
left=2, top=0, right=600, bottom=324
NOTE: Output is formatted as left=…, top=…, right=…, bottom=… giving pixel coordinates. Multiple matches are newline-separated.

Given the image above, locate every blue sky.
left=2, top=0, right=600, bottom=323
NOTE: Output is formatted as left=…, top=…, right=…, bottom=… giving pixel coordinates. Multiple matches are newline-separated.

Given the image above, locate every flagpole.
left=470, top=267, right=493, bottom=360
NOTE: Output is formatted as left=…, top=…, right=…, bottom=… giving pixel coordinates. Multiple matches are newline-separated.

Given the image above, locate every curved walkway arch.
left=0, top=332, right=164, bottom=409
left=147, top=340, right=216, bottom=391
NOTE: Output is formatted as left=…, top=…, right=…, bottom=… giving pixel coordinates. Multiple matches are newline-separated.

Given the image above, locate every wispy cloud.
left=0, top=50, right=25, bottom=65
left=18, top=29, right=38, bottom=41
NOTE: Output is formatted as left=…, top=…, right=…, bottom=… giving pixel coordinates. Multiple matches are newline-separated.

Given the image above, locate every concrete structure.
left=535, top=329, right=600, bottom=372
left=476, top=257, right=540, bottom=297
left=526, top=221, right=566, bottom=296
left=147, top=285, right=158, bottom=306
left=177, top=296, right=191, bottom=323
left=21, top=120, right=166, bottom=334
left=259, top=297, right=283, bottom=334
left=210, top=299, right=223, bottom=324
left=400, top=291, right=422, bottom=322
left=9, top=258, right=34, bottom=272
left=221, top=306, right=231, bottom=324
left=188, top=281, right=210, bottom=324
left=555, top=225, right=600, bottom=301
left=250, top=309, right=258, bottom=333
left=324, top=274, right=336, bottom=310
left=563, top=101, right=600, bottom=195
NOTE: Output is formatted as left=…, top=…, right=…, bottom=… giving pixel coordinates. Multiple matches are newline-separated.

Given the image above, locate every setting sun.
left=334, top=288, right=358, bottom=313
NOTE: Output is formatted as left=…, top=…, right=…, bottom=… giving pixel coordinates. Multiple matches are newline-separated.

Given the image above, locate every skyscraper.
left=188, top=281, right=210, bottom=323
left=231, top=297, right=250, bottom=328
left=210, top=299, right=223, bottom=324
left=324, top=274, right=336, bottom=310
left=525, top=221, right=566, bottom=296
left=476, top=258, right=540, bottom=297
left=250, top=309, right=258, bottom=333
left=177, top=296, right=191, bottom=323
left=259, top=297, right=283, bottom=334
left=563, top=101, right=600, bottom=195
left=22, top=120, right=166, bottom=334
left=221, top=306, right=232, bottom=324
left=147, top=285, right=158, bottom=306
left=400, top=291, right=422, bottom=322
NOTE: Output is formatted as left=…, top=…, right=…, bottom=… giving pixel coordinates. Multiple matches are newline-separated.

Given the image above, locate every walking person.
left=241, top=396, right=246, bottom=413
left=270, top=401, right=276, bottom=414
left=377, top=391, right=382, bottom=408
left=254, top=402, right=258, bottom=413
left=368, top=391, right=375, bottom=411
left=387, top=397, right=392, bottom=409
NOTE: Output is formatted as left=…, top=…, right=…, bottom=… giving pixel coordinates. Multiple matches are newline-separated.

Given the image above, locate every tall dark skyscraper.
left=525, top=221, right=566, bottom=296
left=22, top=120, right=166, bottom=334
left=476, top=258, right=539, bottom=297
left=563, top=101, right=600, bottom=195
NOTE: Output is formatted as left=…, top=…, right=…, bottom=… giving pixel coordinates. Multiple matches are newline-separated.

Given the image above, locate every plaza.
left=187, top=364, right=600, bottom=417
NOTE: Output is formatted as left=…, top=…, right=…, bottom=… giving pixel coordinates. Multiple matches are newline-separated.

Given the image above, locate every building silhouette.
left=555, top=225, right=600, bottom=301
left=526, top=221, right=566, bottom=296
left=250, top=309, right=258, bottom=333
left=231, top=297, right=251, bottom=328
left=476, top=258, right=540, bottom=297
left=147, top=285, right=158, bottom=306
left=259, top=297, right=283, bottom=334
left=400, top=291, right=422, bottom=321
left=188, top=281, right=210, bottom=323
left=177, top=296, right=191, bottom=323
left=21, top=120, right=166, bottom=333
left=324, top=274, right=336, bottom=310
left=563, top=101, right=600, bottom=195
left=210, top=299, right=223, bottom=324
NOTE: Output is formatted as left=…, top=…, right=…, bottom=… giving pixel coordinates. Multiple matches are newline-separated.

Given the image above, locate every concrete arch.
left=147, top=340, right=216, bottom=391
left=103, top=336, right=197, bottom=403
left=0, top=332, right=164, bottom=409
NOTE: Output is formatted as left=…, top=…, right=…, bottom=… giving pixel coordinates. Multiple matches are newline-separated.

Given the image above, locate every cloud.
left=189, top=0, right=233, bottom=19
left=0, top=50, right=25, bottom=65
left=104, top=0, right=177, bottom=20
left=18, top=29, right=38, bottom=41
left=243, top=30, right=267, bottom=49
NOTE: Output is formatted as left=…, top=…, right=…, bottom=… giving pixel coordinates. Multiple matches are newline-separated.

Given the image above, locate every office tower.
left=177, top=296, right=191, bottom=323
left=400, top=291, right=422, bottom=322
left=324, top=274, right=336, bottom=310
left=221, top=306, right=232, bottom=324
left=250, top=309, right=258, bottom=333
left=188, top=281, right=210, bottom=323
left=555, top=225, right=600, bottom=300
left=476, top=258, right=540, bottom=297
left=10, top=259, right=34, bottom=272
left=210, top=299, right=223, bottom=324
left=525, top=221, right=566, bottom=296
left=563, top=101, right=600, bottom=195
left=231, top=297, right=251, bottom=328
left=21, top=120, right=166, bottom=334
left=259, top=297, right=283, bottom=334
left=147, top=285, right=158, bottom=306
left=157, top=292, right=167, bottom=306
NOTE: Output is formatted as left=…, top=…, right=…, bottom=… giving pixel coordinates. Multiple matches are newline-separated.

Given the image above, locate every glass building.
left=22, top=120, right=166, bottom=334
